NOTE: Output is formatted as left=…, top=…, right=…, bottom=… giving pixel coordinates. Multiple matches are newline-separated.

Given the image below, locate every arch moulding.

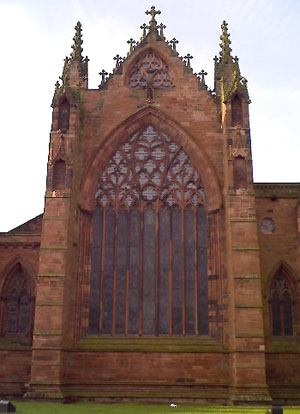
left=79, top=106, right=222, bottom=213
left=0, top=256, right=37, bottom=297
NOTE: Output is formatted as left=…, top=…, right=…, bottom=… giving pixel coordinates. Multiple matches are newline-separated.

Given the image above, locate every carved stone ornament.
left=95, top=126, right=205, bottom=210
left=260, top=217, right=275, bottom=234
left=128, top=51, right=173, bottom=89
left=231, top=147, right=248, bottom=158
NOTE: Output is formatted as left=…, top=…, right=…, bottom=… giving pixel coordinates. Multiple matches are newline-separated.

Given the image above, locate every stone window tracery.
left=88, top=125, right=210, bottom=336
left=270, top=271, right=294, bottom=336
left=0, top=265, right=35, bottom=338
left=128, top=51, right=173, bottom=89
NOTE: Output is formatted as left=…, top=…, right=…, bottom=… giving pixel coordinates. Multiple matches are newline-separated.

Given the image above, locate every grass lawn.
left=10, top=402, right=300, bottom=414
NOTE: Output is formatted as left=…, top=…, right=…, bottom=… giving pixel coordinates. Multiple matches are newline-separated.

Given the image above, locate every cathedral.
left=0, top=7, right=299, bottom=404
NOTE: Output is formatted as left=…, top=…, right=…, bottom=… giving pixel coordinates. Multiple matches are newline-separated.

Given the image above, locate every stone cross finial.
left=140, top=23, right=148, bottom=41
left=127, top=38, right=136, bottom=55
left=99, top=69, right=108, bottom=84
left=184, top=54, right=193, bottom=68
left=145, top=6, right=161, bottom=29
left=198, top=69, right=207, bottom=84
left=159, top=23, right=166, bottom=40
left=169, top=38, right=179, bottom=52
left=54, top=80, right=60, bottom=92
left=113, top=55, right=123, bottom=68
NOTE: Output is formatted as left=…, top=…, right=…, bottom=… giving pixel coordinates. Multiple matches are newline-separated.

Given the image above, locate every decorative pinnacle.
left=219, top=20, right=232, bottom=60
left=159, top=23, right=166, bottom=40
left=99, top=69, right=108, bottom=84
left=127, top=38, right=136, bottom=55
left=184, top=54, right=193, bottom=68
left=60, top=56, right=70, bottom=86
left=54, top=80, right=60, bottom=92
left=71, top=21, right=84, bottom=61
left=198, top=70, right=207, bottom=84
left=169, top=38, right=179, bottom=52
left=140, top=23, right=148, bottom=41
left=113, top=55, right=123, bottom=68
left=145, top=6, right=161, bottom=29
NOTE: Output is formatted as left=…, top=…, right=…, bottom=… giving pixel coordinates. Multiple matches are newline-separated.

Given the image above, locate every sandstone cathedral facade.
left=0, top=7, right=299, bottom=404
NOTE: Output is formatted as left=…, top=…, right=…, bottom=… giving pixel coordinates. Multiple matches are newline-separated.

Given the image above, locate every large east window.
left=88, top=126, right=209, bottom=336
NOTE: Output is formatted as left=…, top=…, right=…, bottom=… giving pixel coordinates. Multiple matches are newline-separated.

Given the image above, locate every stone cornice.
left=254, top=183, right=300, bottom=198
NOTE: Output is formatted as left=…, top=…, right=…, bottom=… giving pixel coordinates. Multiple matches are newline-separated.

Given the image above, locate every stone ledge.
left=232, top=247, right=259, bottom=251
left=230, top=218, right=257, bottom=222
left=36, top=301, right=64, bottom=306
left=34, top=331, right=62, bottom=336
left=234, top=274, right=260, bottom=279
left=43, top=216, right=69, bottom=221
left=40, top=245, right=67, bottom=250
left=69, top=336, right=223, bottom=353
left=236, top=331, right=264, bottom=338
left=235, top=304, right=262, bottom=308
left=38, top=273, right=65, bottom=278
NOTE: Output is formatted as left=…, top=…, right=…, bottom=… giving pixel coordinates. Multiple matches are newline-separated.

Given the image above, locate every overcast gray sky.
left=0, top=0, right=299, bottom=232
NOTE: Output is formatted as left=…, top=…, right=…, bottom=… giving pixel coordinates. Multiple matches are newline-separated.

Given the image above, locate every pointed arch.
left=231, top=93, right=243, bottom=126
left=58, top=97, right=70, bottom=131
left=264, top=261, right=299, bottom=295
left=53, top=158, right=67, bottom=190
left=87, top=124, right=211, bottom=336
left=266, top=262, right=299, bottom=337
left=0, top=257, right=36, bottom=338
left=233, top=155, right=247, bottom=189
left=79, top=106, right=222, bottom=213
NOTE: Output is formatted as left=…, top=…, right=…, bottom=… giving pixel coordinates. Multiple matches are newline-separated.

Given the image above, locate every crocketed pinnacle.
left=219, top=20, right=232, bottom=61
left=71, top=21, right=84, bottom=61
left=69, top=21, right=89, bottom=79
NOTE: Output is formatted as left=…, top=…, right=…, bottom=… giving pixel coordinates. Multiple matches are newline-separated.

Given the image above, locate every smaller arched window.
left=270, top=271, right=294, bottom=336
left=231, top=94, right=243, bottom=127
left=233, top=156, right=247, bottom=189
left=58, top=98, right=70, bottom=131
left=53, top=159, right=66, bottom=190
left=0, top=265, right=35, bottom=338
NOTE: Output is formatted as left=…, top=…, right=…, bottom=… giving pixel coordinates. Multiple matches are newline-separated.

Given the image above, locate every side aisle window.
left=0, top=265, right=35, bottom=338
left=270, top=270, right=294, bottom=336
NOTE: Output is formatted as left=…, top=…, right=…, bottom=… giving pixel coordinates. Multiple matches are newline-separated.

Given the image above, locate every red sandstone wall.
left=0, top=350, right=32, bottom=396
left=0, top=233, right=40, bottom=396
left=62, top=352, right=230, bottom=399
left=255, top=186, right=300, bottom=399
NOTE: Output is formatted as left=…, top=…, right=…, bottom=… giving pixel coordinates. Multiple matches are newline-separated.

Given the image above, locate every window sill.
left=266, top=336, right=300, bottom=353
left=70, top=335, right=222, bottom=353
left=0, top=336, right=32, bottom=350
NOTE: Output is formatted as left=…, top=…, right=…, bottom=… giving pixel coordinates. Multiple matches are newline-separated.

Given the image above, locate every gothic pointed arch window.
left=0, top=264, right=35, bottom=339
left=88, top=125, right=209, bottom=336
left=270, top=268, right=294, bottom=336
left=233, top=156, right=247, bottom=189
left=53, top=159, right=66, bottom=190
left=58, top=98, right=70, bottom=131
left=231, top=94, right=243, bottom=127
